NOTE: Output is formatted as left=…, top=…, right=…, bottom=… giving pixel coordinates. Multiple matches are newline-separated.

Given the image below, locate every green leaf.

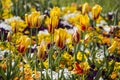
left=94, top=68, right=103, bottom=80
left=0, top=68, right=7, bottom=80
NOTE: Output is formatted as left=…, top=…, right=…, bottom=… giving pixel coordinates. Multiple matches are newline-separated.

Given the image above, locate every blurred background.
left=0, top=0, right=120, bottom=19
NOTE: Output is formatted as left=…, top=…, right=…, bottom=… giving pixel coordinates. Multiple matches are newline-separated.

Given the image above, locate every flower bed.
left=0, top=0, right=120, bottom=80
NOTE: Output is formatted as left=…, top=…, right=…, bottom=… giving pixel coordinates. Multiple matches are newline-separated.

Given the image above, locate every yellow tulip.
left=108, top=41, right=117, bottom=53
left=10, top=20, right=26, bottom=33
left=50, top=7, right=60, bottom=19
left=46, top=7, right=60, bottom=34
left=79, top=14, right=90, bottom=31
left=25, top=11, right=42, bottom=28
left=55, top=28, right=67, bottom=48
left=92, top=4, right=102, bottom=20
left=46, top=16, right=59, bottom=34
left=37, top=43, right=46, bottom=60
left=17, top=36, right=30, bottom=55
left=82, top=3, right=89, bottom=14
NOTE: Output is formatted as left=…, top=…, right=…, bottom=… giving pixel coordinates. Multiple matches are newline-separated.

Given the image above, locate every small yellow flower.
left=43, top=59, right=48, bottom=69
left=92, top=4, right=102, bottom=20
left=1, top=0, right=12, bottom=9
left=110, top=72, right=117, bottom=79
left=108, top=41, right=117, bottom=53
left=63, top=52, right=73, bottom=61
left=77, top=51, right=86, bottom=61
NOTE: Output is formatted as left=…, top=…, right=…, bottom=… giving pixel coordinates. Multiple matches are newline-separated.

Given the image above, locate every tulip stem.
left=82, top=74, right=85, bottom=80
left=35, top=28, right=38, bottom=67
left=74, top=43, right=79, bottom=61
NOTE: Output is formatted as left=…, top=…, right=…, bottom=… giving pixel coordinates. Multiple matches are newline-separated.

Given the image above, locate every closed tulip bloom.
left=17, top=36, right=30, bottom=55
left=82, top=3, right=89, bottom=14
left=25, top=11, right=42, bottom=28
left=46, top=7, right=60, bottom=34
left=72, top=30, right=80, bottom=44
left=37, top=43, right=46, bottom=60
left=7, top=32, right=11, bottom=41
left=50, top=7, right=60, bottom=19
left=55, top=28, right=67, bottom=48
left=46, top=16, right=59, bottom=34
left=92, top=4, right=102, bottom=20
left=108, top=41, right=117, bottom=53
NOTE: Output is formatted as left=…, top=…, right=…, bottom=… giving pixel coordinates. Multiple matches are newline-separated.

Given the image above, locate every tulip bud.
left=82, top=3, right=89, bottom=14
left=92, top=4, right=102, bottom=20
left=72, top=30, right=80, bottom=44
left=37, top=44, right=46, bottom=60
left=7, top=32, right=11, bottom=41
left=47, top=16, right=59, bottom=34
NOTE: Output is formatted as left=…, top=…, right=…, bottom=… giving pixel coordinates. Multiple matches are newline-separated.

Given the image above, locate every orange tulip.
left=71, top=62, right=83, bottom=75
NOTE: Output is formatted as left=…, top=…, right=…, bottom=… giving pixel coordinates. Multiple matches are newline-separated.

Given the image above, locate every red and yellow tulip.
left=55, top=28, right=67, bottom=48
left=17, top=36, right=31, bottom=55
left=25, top=11, right=42, bottom=28
left=92, top=4, right=102, bottom=20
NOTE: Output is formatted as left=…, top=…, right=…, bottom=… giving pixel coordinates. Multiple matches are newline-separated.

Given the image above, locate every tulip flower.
left=46, top=7, right=60, bottom=34
left=108, top=40, right=117, bottom=53
left=7, top=32, right=11, bottom=41
left=72, top=30, right=80, bottom=44
left=92, top=4, right=102, bottom=20
left=46, top=16, right=59, bottom=34
left=71, top=62, right=83, bottom=75
left=25, top=11, right=42, bottom=28
left=55, top=28, right=67, bottom=48
left=50, top=7, right=60, bottom=19
left=17, top=36, right=31, bottom=55
left=72, top=62, right=90, bottom=75
left=82, top=3, right=89, bottom=14
left=79, top=14, right=90, bottom=31
left=37, top=43, right=46, bottom=60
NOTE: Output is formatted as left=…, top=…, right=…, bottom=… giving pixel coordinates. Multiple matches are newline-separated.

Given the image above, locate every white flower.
left=0, top=22, right=12, bottom=32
